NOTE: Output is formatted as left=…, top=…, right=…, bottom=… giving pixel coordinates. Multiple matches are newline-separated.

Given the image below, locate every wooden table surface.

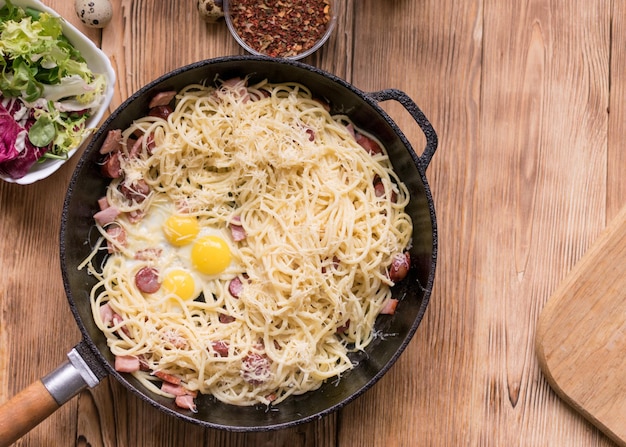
left=1, top=0, right=625, bottom=445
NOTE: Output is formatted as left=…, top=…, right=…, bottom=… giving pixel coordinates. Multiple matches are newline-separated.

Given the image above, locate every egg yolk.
left=163, top=215, right=199, bottom=246
left=162, top=269, right=197, bottom=300
left=191, top=235, right=232, bottom=275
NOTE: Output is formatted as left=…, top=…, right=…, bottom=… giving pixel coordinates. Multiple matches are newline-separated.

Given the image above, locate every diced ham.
left=99, top=303, right=114, bottom=325
left=388, top=252, right=411, bottom=282
left=336, top=319, right=350, bottom=334
left=128, top=134, right=143, bottom=158
left=210, top=340, right=229, bottom=357
left=94, top=205, right=120, bottom=226
left=161, top=329, right=188, bottom=349
left=134, top=248, right=163, bottom=261
left=148, top=105, right=173, bottom=120
left=99, top=129, right=122, bottom=154
left=101, top=151, right=121, bottom=178
left=373, top=177, right=386, bottom=198
left=106, top=226, right=127, bottom=253
left=138, top=355, right=150, bottom=371
left=380, top=298, right=399, bottom=315
left=111, top=313, right=130, bottom=337
left=127, top=210, right=146, bottom=223
left=355, top=131, right=383, bottom=155
left=241, top=352, right=271, bottom=385
left=161, top=381, right=186, bottom=396
left=219, top=313, right=235, bottom=324
left=154, top=370, right=181, bottom=385
left=135, top=267, right=160, bottom=293
left=98, top=196, right=109, bottom=210
left=120, top=179, right=150, bottom=203
left=373, top=175, right=398, bottom=202
left=174, top=394, right=197, bottom=413
left=115, top=355, right=140, bottom=373
left=148, top=91, right=177, bottom=108
left=145, top=133, right=156, bottom=154
left=228, top=277, right=243, bottom=298
left=230, top=216, right=246, bottom=242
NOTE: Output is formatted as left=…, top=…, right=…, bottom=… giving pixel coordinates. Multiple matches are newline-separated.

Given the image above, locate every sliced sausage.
left=388, top=252, right=411, bottom=282
left=135, top=267, right=160, bottom=293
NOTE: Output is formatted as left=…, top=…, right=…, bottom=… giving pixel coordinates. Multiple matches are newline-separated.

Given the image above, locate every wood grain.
left=0, top=0, right=624, bottom=446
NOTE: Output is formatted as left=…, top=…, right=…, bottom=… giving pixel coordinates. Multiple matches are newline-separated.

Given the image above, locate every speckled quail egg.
left=197, top=0, right=224, bottom=23
left=75, top=0, right=113, bottom=29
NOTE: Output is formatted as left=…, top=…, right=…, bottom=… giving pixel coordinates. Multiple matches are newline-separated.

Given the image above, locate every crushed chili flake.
left=228, top=0, right=333, bottom=58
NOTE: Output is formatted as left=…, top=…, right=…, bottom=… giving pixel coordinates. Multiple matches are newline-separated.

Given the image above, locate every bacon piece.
left=336, top=319, right=350, bottom=334
left=161, top=329, right=188, bottom=349
left=134, top=248, right=163, bottom=261
left=135, top=267, right=160, bottom=293
left=98, top=196, right=109, bottom=210
left=174, top=394, right=197, bottom=413
left=101, top=151, right=121, bottom=178
left=94, top=205, right=120, bottom=226
left=111, top=312, right=130, bottom=337
left=127, top=210, right=146, bottom=223
left=241, top=352, right=271, bottom=385
left=154, top=370, right=181, bottom=385
left=148, top=91, right=176, bottom=108
left=120, top=179, right=150, bottom=203
left=388, top=252, right=411, bottom=282
left=210, top=340, right=229, bottom=357
left=374, top=183, right=385, bottom=197
left=99, top=129, right=122, bottom=154
left=128, top=135, right=143, bottom=158
left=106, top=225, right=127, bottom=253
left=230, top=216, right=246, bottom=241
left=115, top=355, right=140, bottom=373
left=355, top=132, right=383, bottom=155
left=380, top=298, right=399, bottom=315
left=138, top=355, right=151, bottom=371
left=228, top=277, right=243, bottom=298
left=148, top=105, right=173, bottom=120
left=145, top=133, right=156, bottom=155
left=99, top=303, right=114, bottom=325
left=373, top=175, right=398, bottom=202
left=219, top=313, right=235, bottom=324
left=161, top=382, right=187, bottom=396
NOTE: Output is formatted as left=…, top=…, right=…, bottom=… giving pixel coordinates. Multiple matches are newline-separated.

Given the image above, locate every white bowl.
left=0, top=0, right=115, bottom=185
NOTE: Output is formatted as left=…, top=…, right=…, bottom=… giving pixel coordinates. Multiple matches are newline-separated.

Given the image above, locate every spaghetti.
left=84, top=78, right=413, bottom=408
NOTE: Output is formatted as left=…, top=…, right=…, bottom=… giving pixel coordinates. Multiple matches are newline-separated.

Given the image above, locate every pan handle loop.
left=367, top=88, right=438, bottom=169
left=0, top=343, right=104, bottom=447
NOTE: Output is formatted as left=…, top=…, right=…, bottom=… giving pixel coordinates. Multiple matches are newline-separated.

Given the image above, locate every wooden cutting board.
left=536, top=205, right=626, bottom=447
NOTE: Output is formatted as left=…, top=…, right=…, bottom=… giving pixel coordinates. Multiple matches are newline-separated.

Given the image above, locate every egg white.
left=120, top=199, right=238, bottom=301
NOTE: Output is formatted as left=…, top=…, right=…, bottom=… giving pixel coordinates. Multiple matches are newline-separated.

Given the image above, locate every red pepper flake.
left=229, top=0, right=332, bottom=58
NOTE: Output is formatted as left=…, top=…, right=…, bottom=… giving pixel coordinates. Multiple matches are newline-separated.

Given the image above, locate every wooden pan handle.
left=0, top=380, right=60, bottom=447
left=0, top=347, right=102, bottom=446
